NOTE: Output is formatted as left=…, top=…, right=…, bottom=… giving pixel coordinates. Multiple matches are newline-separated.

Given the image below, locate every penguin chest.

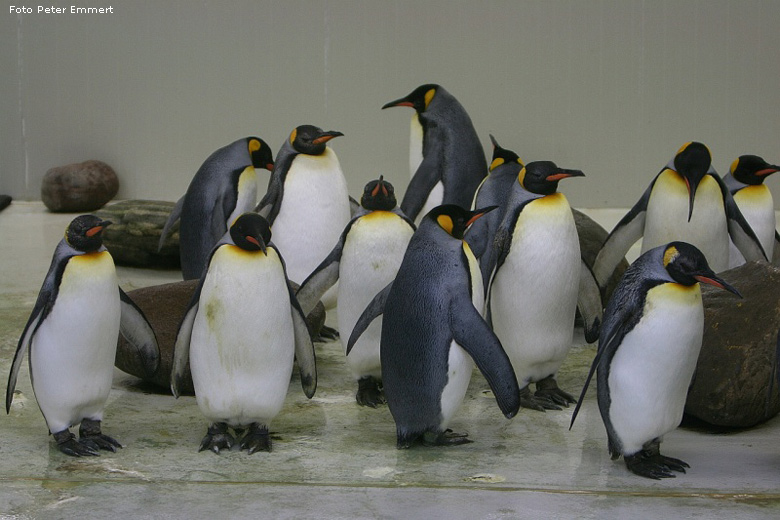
left=607, top=283, right=704, bottom=454
left=644, top=171, right=728, bottom=270
left=338, top=213, right=414, bottom=377
left=409, top=113, right=424, bottom=177
left=734, top=185, right=775, bottom=257
left=31, top=251, right=120, bottom=431
left=272, top=149, right=351, bottom=283
left=191, top=246, right=294, bottom=425
left=490, top=195, right=580, bottom=381
left=226, top=166, right=258, bottom=226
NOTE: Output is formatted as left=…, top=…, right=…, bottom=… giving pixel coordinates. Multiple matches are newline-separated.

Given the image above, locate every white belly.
left=644, top=172, right=728, bottom=271
left=409, top=114, right=424, bottom=178
left=490, top=194, right=580, bottom=385
left=226, top=166, right=258, bottom=227
left=338, top=213, right=413, bottom=379
left=190, top=246, right=294, bottom=427
left=271, top=149, right=351, bottom=289
left=31, top=252, right=120, bottom=434
left=607, top=283, right=703, bottom=455
left=728, top=185, right=775, bottom=267
left=419, top=181, right=444, bottom=223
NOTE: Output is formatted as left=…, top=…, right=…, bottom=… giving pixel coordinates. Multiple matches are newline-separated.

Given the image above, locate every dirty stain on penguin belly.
left=607, top=283, right=703, bottom=455
left=190, top=246, right=294, bottom=426
left=644, top=171, right=727, bottom=270
left=490, top=195, right=579, bottom=383
left=31, top=251, right=120, bottom=432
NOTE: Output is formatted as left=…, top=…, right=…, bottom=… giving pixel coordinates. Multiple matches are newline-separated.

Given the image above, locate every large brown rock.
left=41, top=160, right=119, bottom=212
left=94, top=199, right=180, bottom=269
left=685, top=261, right=780, bottom=428
left=116, top=280, right=327, bottom=395
left=573, top=208, right=628, bottom=303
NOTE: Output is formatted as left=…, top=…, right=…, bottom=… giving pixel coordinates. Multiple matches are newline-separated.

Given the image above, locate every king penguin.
left=159, top=137, right=274, bottom=280
left=6, top=215, right=159, bottom=456
left=570, top=241, right=741, bottom=479
left=723, top=155, right=779, bottom=267
left=464, top=135, right=525, bottom=289
left=592, top=142, right=767, bottom=288
left=255, top=125, right=350, bottom=309
left=487, top=161, right=600, bottom=411
left=348, top=205, right=520, bottom=448
left=382, top=84, right=487, bottom=223
left=171, top=213, right=316, bottom=454
left=296, top=177, right=415, bottom=407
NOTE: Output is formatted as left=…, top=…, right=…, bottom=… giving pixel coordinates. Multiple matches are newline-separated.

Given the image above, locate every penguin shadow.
left=678, top=413, right=755, bottom=435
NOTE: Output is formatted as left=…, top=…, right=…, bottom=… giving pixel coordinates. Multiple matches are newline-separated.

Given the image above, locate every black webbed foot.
left=79, top=419, right=122, bottom=453
left=534, top=376, right=576, bottom=408
left=423, top=429, right=473, bottom=447
left=239, top=423, right=271, bottom=454
left=53, top=430, right=99, bottom=457
left=356, top=376, right=385, bottom=408
left=624, top=447, right=690, bottom=479
left=316, top=325, right=340, bottom=341
left=199, top=422, right=235, bottom=454
left=519, top=385, right=561, bottom=411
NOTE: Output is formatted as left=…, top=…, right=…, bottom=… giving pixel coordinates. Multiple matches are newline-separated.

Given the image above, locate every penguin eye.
left=436, top=215, right=454, bottom=235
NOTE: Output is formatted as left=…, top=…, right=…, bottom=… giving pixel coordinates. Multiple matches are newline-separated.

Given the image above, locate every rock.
left=41, top=160, right=119, bottom=212
left=0, top=195, right=11, bottom=212
left=573, top=209, right=628, bottom=303
left=94, top=200, right=180, bottom=269
left=684, top=261, right=780, bottom=428
left=116, top=280, right=327, bottom=395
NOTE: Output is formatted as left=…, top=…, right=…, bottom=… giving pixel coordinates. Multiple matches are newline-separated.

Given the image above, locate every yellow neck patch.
left=424, top=89, right=436, bottom=110
left=437, top=214, right=454, bottom=235
left=663, top=245, right=679, bottom=267
left=489, top=157, right=504, bottom=171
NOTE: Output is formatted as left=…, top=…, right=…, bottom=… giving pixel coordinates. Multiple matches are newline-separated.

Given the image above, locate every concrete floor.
left=1, top=202, right=778, bottom=519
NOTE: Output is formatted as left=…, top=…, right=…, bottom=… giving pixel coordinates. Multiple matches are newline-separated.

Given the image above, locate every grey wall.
left=2, top=0, right=779, bottom=209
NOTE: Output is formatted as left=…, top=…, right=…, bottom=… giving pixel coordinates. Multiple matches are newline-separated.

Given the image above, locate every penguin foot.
left=624, top=450, right=689, bottom=479
left=316, top=325, right=340, bottom=342
left=53, top=430, right=99, bottom=457
left=423, top=429, right=473, bottom=447
left=79, top=419, right=122, bottom=453
left=519, top=386, right=561, bottom=411
left=199, top=423, right=235, bottom=454
left=239, top=424, right=271, bottom=454
left=534, top=377, right=576, bottom=408
left=356, top=376, right=386, bottom=408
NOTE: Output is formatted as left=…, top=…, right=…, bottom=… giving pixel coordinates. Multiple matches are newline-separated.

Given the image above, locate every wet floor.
left=1, top=202, right=778, bottom=519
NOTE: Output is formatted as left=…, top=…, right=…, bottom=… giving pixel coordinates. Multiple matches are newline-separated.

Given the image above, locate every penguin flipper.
left=346, top=282, right=392, bottom=356
left=449, top=292, right=520, bottom=419
left=577, top=259, right=603, bottom=344
left=158, top=195, right=185, bottom=252
left=118, top=288, right=160, bottom=376
left=6, top=311, right=43, bottom=413
left=288, top=281, right=317, bottom=399
left=171, top=278, right=205, bottom=398
left=296, top=226, right=349, bottom=316
left=718, top=178, right=769, bottom=262
left=400, top=145, right=443, bottom=221
left=592, top=181, right=654, bottom=288
left=254, top=170, right=284, bottom=224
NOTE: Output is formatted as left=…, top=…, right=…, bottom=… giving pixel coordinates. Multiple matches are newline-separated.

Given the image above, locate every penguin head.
left=382, top=84, right=440, bottom=113
left=229, top=213, right=271, bottom=254
left=730, top=155, right=779, bottom=186
left=247, top=137, right=274, bottom=172
left=662, top=241, right=741, bottom=296
left=427, top=204, right=497, bottom=240
left=65, top=215, right=111, bottom=253
left=489, top=135, right=524, bottom=172
left=361, top=176, right=397, bottom=211
left=672, top=142, right=712, bottom=222
left=289, top=125, right=344, bottom=156
left=518, top=161, right=585, bottom=195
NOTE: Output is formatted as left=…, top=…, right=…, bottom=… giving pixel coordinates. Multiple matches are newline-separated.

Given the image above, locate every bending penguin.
left=348, top=205, right=520, bottom=448
left=296, top=177, right=415, bottom=407
left=159, top=137, right=274, bottom=280
left=171, top=213, right=316, bottom=454
left=6, top=215, right=159, bottom=456
left=593, top=142, right=767, bottom=288
left=571, top=241, right=741, bottom=479
left=487, top=161, right=601, bottom=411
left=722, top=155, right=779, bottom=267
left=255, top=125, right=350, bottom=309
left=382, top=84, right=487, bottom=223
left=464, top=135, right=525, bottom=288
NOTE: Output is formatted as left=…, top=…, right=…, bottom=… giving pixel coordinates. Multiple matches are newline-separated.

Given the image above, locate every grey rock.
left=685, top=261, right=780, bottom=428
left=41, top=160, right=119, bottom=212
left=116, top=280, right=326, bottom=395
left=573, top=208, right=628, bottom=303
left=94, top=199, right=180, bottom=269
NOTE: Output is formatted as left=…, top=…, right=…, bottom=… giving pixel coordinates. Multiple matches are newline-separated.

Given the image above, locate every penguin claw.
left=534, top=377, right=576, bottom=407
left=81, top=434, right=122, bottom=453
left=519, top=387, right=561, bottom=411
left=199, top=423, right=234, bottom=454
left=356, top=377, right=386, bottom=408
left=423, top=429, right=473, bottom=447
left=624, top=451, right=689, bottom=479
left=239, top=424, right=271, bottom=454
left=316, top=325, right=340, bottom=342
left=53, top=430, right=99, bottom=457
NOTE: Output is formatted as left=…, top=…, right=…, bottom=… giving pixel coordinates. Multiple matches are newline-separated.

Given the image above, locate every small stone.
left=684, top=261, right=780, bottom=428
left=41, top=160, right=119, bottom=212
left=94, top=200, right=180, bottom=269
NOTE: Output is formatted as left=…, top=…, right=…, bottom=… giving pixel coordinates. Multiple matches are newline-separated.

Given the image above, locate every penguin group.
left=5, top=83, right=776, bottom=481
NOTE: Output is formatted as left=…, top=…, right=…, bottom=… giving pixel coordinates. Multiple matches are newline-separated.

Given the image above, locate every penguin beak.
left=546, top=169, right=585, bottom=182
left=693, top=274, right=742, bottom=298
left=371, top=175, right=388, bottom=197
left=756, top=166, right=780, bottom=177
left=381, top=97, right=413, bottom=109
left=86, top=220, right=112, bottom=237
left=312, top=131, right=343, bottom=145
left=265, top=162, right=275, bottom=171
left=246, top=235, right=267, bottom=254
left=467, top=206, right=498, bottom=228
left=684, top=176, right=699, bottom=223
